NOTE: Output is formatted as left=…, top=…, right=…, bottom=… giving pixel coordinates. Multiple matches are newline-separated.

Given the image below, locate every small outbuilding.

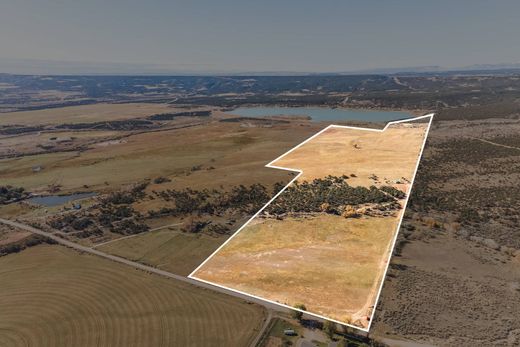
left=32, top=165, right=43, bottom=173
left=283, top=329, right=297, bottom=336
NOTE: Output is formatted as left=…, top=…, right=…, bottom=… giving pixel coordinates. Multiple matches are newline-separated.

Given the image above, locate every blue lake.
left=228, top=107, right=411, bottom=122
left=28, top=192, right=97, bottom=207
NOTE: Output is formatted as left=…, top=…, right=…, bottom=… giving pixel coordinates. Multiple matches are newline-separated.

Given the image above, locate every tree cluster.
left=149, top=183, right=276, bottom=219
left=0, top=235, right=56, bottom=257
left=102, top=182, right=148, bottom=205
left=0, top=185, right=28, bottom=204
left=48, top=183, right=151, bottom=238
left=264, top=176, right=403, bottom=217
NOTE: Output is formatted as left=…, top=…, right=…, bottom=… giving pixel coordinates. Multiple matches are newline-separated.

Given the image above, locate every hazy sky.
left=0, top=0, right=519, bottom=73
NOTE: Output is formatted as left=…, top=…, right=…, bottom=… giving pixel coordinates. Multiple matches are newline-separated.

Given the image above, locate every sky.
left=0, top=0, right=519, bottom=74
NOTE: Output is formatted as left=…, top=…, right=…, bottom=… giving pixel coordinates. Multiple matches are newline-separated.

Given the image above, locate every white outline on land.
left=189, top=113, right=434, bottom=332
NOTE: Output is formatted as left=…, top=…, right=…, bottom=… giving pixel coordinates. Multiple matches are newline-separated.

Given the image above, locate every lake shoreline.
left=224, top=105, right=419, bottom=122
left=222, top=103, right=429, bottom=117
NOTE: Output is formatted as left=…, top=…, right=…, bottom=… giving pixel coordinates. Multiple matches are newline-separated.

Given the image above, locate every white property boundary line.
left=189, top=113, right=435, bottom=332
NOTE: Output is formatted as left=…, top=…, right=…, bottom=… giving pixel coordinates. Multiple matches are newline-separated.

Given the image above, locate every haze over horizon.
left=1, top=0, right=519, bottom=74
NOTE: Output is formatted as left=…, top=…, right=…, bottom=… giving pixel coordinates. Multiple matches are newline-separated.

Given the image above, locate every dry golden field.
left=192, top=121, right=430, bottom=328
left=0, top=102, right=175, bottom=125
left=0, top=121, right=314, bottom=195
left=196, top=214, right=397, bottom=323
left=0, top=244, right=266, bottom=347
left=0, top=130, right=123, bottom=158
left=272, top=123, right=429, bottom=187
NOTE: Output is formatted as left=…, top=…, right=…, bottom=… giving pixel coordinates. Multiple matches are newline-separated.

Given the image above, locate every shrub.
left=153, top=176, right=171, bottom=184
left=292, top=303, right=306, bottom=321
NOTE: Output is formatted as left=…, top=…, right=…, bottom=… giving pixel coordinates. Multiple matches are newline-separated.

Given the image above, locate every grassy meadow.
left=0, top=121, right=314, bottom=194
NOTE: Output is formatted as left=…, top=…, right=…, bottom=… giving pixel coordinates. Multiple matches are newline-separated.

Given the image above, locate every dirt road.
left=250, top=309, right=274, bottom=347
left=469, top=136, right=520, bottom=151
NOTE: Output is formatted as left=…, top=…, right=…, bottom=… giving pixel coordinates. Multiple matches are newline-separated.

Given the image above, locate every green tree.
left=291, top=303, right=306, bottom=321
left=323, top=320, right=336, bottom=339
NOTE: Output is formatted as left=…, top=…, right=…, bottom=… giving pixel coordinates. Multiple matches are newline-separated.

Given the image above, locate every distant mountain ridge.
left=0, top=57, right=519, bottom=76
left=343, top=63, right=520, bottom=75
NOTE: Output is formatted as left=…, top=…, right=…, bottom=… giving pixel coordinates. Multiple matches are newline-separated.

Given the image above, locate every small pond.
left=28, top=192, right=97, bottom=207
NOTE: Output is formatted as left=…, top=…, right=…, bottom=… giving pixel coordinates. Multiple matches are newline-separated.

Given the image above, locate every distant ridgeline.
left=2, top=74, right=520, bottom=112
